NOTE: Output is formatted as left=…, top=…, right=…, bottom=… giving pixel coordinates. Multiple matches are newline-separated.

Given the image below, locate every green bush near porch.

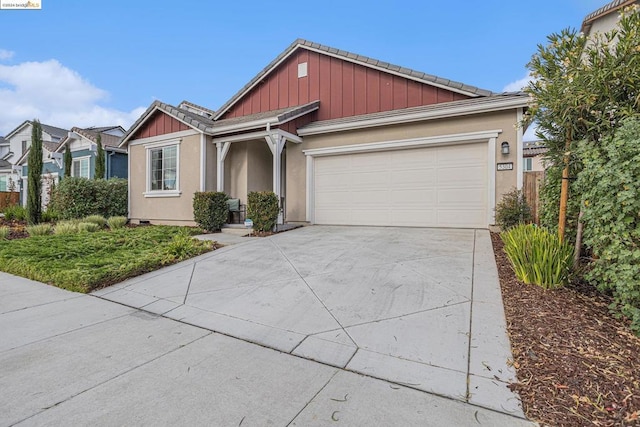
left=193, top=191, right=229, bottom=231
left=247, top=191, right=279, bottom=232
left=0, top=226, right=213, bottom=293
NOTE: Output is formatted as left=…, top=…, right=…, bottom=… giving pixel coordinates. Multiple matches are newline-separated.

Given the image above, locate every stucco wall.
left=224, top=141, right=248, bottom=202
left=247, top=141, right=273, bottom=195
left=205, top=136, right=217, bottom=191
left=129, top=131, right=201, bottom=225
left=285, top=110, right=521, bottom=224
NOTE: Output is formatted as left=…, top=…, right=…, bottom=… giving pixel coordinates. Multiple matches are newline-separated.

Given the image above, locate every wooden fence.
left=0, top=192, right=19, bottom=211
left=524, top=171, right=544, bottom=224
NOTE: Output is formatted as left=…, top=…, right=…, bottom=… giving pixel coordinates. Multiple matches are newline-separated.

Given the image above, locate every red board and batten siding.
left=221, top=49, right=469, bottom=121
left=131, top=110, right=190, bottom=140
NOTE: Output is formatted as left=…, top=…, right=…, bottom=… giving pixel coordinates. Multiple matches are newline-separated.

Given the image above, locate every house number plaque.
left=497, top=162, right=513, bottom=171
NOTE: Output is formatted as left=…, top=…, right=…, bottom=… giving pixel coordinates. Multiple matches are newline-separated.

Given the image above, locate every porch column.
left=215, top=141, right=231, bottom=192
left=265, top=134, right=286, bottom=224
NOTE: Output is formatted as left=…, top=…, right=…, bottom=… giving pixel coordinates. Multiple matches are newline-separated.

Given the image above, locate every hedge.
left=52, top=177, right=127, bottom=220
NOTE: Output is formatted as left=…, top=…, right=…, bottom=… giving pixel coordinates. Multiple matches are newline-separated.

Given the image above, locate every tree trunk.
left=558, top=130, right=572, bottom=242
left=574, top=208, right=584, bottom=268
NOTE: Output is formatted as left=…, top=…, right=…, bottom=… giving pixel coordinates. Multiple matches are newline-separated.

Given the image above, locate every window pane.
left=80, top=159, right=89, bottom=178
left=73, top=161, right=80, bottom=177
left=0, top=176, right=6, bottom=192
left=149, top=145, right=178, bottom=191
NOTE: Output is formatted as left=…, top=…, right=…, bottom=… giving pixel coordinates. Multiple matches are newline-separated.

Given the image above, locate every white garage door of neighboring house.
left=313, top=143, right=488, bottom=228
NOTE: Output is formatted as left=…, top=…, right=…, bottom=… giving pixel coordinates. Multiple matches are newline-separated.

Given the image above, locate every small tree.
left=26, top=120, right=43, bottom=224
left=95, top=134, right=106, bottom=180
left=525, top=6, right=640, bottom=242
left=64, top=144, right=72, bottom=177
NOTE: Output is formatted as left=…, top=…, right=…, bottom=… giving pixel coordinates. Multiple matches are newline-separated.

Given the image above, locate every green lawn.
left=0, top=226, right=214, bottom=293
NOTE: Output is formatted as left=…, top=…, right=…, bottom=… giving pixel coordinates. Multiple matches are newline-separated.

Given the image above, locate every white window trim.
left=523, top=157, right=533, bottom=172
left=71, top=155, right=91, bottom=178
left=144, top=140, right=181, bottom=198
left=304, top=130, right=502, bottom=226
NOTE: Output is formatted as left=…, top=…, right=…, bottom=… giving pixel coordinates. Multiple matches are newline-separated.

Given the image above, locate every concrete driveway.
left=95, top=226, right=524, bottom=418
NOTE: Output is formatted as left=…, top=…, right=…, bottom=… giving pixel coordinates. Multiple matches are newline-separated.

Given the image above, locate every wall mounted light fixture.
left=501, top=141, right=510, bottom=155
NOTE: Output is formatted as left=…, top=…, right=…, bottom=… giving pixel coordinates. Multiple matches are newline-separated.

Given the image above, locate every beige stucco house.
left=120, top=39, right=530, bottom=229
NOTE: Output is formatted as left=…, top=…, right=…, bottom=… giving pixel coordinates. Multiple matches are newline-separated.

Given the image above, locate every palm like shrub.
left=501, top=224, right=573, bottom=290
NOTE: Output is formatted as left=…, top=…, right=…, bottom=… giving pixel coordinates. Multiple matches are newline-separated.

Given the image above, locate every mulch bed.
left=0, top=219, right=28, bottom=240
left=491, top=232, right=640, bottom=426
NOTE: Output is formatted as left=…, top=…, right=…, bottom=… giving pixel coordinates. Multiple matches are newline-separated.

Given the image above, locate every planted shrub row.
left=52, top=177, right=127, bottom=220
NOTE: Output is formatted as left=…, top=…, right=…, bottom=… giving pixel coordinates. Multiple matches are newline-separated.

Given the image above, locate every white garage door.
left=313, top=143, right=488, bottom=228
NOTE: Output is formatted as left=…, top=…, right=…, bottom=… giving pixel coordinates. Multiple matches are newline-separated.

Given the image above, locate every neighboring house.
left=1, top=121, right=69, bottom=206
left=17, top=125, right=126, bottom=208
left=581, top=0, right=639, bottom=36
left=54, top=126, right=128, bottom=179
left=523, top=141, right=548, bottom=172
left=120, top=39, right=530, bottom=229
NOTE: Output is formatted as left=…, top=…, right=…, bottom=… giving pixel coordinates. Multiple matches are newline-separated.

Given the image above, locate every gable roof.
left=15, top=140, right=60, bottom=166
left=119, top=101, right=216, bottom=147
left=120, top=100, right=321, bottom=146
left=0, top=158, right=11, bottom=170
left=581, top=0, right=637, bottom=33
left=83, top=125, right=126, bottom=134
left=55, top=126, right=124, bottom=153
left=213, top=38, right=494, bottom=120
left=0, top=136, right=6, bottom=145
left=178, top=100, right=216, bottom=118
left=5, top=120, right=69, bottom=141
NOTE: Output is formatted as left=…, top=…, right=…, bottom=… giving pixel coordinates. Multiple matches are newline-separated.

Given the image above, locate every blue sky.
left=0, top=0, right=605, bottom=135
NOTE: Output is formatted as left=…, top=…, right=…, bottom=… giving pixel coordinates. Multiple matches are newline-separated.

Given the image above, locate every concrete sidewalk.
left=0, top=272, right=534, bottom=426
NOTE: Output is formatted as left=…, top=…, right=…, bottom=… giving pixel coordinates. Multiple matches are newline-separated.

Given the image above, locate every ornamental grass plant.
left=501, top=224, right=573, bottom=290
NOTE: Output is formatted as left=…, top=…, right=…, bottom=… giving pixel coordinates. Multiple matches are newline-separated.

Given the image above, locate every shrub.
left=0, top=226, right=9, bottom=240
left=82, top=215, right=107, bottom=228
left=54, top=221, right=78, bottom=235
left=247, top=191, right=279, bottom=232
left=41, top=209, right=60, bottom=223
left=495, top=188, right=532, bottom=230
left=107, top=216, right=128, bottom=229
left=192, top=192, right=228, bottom=232
left=52, top=177, right=127, bottom=219
left=77, top=222, right=100, bottom=233
left=501, top=224, right=573, bottom=290
left=576, top=118, right=640, bottom=333
left=3, top=205, right=27, bottom=221
left=26, top=223, right=52, bottom=236
left=95, top=178, right=128, bottom=218
left=162, top=230, right=206, bottom=260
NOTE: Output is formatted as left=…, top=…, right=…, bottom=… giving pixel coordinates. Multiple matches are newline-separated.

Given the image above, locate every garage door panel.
left=437, top=188, right=486, bottom=205
left=391, top=189, right=436, bottom=205
left=391, top=169, right=436, bottom=186
left=392, top=209, right=437, bottom=226
left=313, top=143, right=488, bottom=228
left=437, top=209, right=486, bottom=228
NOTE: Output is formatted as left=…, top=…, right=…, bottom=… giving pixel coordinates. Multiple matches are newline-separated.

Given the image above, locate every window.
left=523, top=158, right=533, bottom=171
left=150, top=145, right=178, bottom=191
left=72, top=157, right=90, bottom=178
left=21, top=140, right=29, bottom=153
left=0, top=175, right=6, bottom=192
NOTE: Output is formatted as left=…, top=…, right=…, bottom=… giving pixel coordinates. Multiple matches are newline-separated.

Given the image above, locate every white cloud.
left=0, top=58, right=145, bottom=135
left=502, top=74, right=532, bottom=93
left=0, top=49, right=14, bottom=61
